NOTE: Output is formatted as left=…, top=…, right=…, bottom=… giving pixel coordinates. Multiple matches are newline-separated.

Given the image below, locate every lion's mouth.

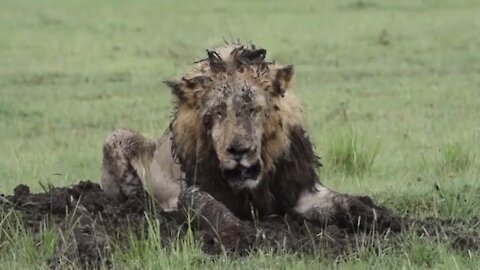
left=223, top=162, right=261, bottom=183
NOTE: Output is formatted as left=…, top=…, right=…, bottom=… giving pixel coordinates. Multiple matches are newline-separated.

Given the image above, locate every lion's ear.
left=164, top=75, right=212, bottom=105
left=271, top=65, right=294, bottom=96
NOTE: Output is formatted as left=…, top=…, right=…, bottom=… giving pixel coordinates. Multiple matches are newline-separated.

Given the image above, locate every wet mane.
left=168, top=43, right=320, bottom=219
left=194, top=43, right=270, bottom=74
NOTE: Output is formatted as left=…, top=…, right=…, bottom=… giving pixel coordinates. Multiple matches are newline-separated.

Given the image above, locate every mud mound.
left=0, top=181, right=478, bottom=267
left=1, top=181, right=182, bottom=267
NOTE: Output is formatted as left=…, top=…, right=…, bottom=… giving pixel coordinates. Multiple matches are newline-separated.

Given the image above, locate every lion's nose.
left=227, top=143, right=254, bottom=161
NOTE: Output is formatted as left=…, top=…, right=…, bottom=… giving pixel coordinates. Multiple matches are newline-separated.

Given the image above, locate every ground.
left=0, top=0, right=479, bottom=269
left=1, top=181, right=478, bottom=268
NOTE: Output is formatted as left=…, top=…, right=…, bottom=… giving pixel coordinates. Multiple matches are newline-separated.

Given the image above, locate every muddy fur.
left=167, top=44, right=319, bottom=219
left=101, top=128, right=151, bottom=202
left=179, top=125, right=318, bottom=219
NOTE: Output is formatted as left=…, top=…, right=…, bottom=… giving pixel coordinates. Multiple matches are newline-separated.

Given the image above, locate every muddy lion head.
left=167, top=44, right=303, bottom=190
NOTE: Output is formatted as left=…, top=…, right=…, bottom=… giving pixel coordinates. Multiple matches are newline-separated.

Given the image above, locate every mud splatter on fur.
left=166, top=44, right=316, bottom=219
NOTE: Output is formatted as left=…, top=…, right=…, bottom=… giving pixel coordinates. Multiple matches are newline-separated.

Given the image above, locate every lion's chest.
left=186, top=174, right=300, bottom=220
left=200, top=185, right=283, bottom=219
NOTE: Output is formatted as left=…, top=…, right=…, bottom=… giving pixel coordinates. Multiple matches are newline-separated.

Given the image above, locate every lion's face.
left=202, top=77, right=267, bottom=189
left=167, top=44, right=296, bottom=190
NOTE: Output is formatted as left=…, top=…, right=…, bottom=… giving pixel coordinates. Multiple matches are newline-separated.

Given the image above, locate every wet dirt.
left=0, top=181, right=478, bottom=267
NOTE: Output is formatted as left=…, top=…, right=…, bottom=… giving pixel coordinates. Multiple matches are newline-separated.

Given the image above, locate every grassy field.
left=1, top=0, right=480, bottom=268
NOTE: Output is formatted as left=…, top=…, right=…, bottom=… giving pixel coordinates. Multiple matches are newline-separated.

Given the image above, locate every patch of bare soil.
left=0, top=181, right=478, bottom=268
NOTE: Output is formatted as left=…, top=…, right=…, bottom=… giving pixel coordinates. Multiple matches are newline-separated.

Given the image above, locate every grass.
left=437, top=142, right=476, bottom=176
left=325, top=126, right=379, bottom=177
left=0, top=0, right=479, bottom=268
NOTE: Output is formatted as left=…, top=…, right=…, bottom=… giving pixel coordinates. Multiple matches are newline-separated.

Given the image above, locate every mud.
left=0, top=181, right=478, bottom=268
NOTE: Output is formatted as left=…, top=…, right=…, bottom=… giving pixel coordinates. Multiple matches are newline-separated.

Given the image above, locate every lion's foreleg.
left=178, top=186, right=255, bottom=252
left=293, top=184, right=338, bottom=223
left=101, top=128, right=151, bottom=202
left=293, top=184, right=401, bottom=232
left=102, top=129, right=183, bottom=211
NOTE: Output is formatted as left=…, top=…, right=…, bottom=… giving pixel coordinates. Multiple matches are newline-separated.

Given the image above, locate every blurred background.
left=1, top=0, right=479, bottom=206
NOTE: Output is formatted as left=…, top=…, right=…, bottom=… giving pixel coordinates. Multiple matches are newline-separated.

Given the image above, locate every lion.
left=101, top=43, right=391, bottom=237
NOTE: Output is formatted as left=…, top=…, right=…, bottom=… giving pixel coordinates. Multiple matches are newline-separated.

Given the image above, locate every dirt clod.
left=13, top=184, right=30, bottom=197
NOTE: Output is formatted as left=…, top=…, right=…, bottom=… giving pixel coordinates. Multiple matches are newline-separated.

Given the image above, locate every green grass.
left=1, top=0, right=479, bottom=268
left=325, top=126, right=379, bottom=177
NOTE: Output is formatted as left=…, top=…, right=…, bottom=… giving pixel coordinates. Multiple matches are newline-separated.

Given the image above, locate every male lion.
left=101, top=44, right=391, bottom=242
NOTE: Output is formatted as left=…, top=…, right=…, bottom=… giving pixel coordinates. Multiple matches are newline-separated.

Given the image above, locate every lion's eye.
left=250, top=107, right=261, bottom=116
left=203, top=114, right=213, bottom=128
left=216, top=111, right=223, bottom=118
